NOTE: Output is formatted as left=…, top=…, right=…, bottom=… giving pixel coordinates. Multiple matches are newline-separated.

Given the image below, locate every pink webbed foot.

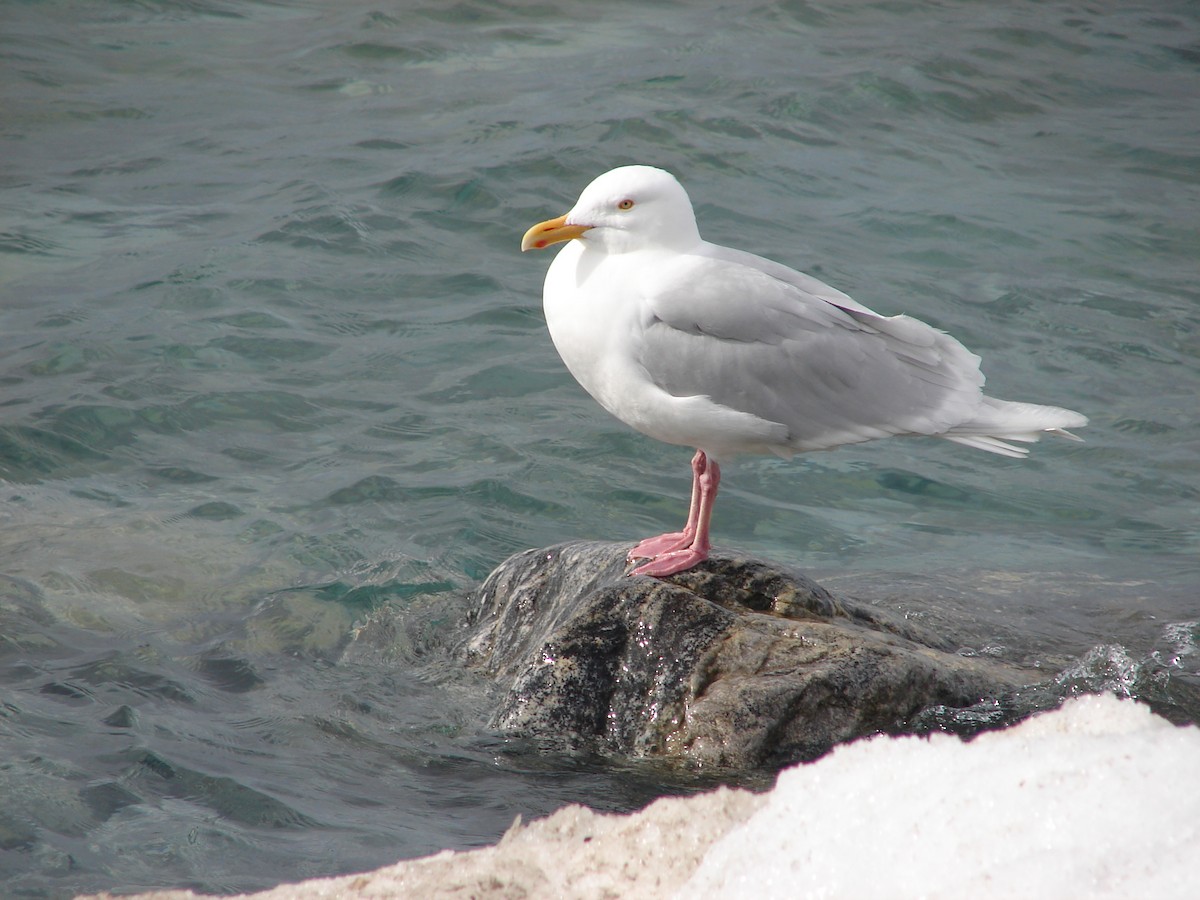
left=628, top=546, right=710, bottom=578
left=627, top=530, right=693, bottom=561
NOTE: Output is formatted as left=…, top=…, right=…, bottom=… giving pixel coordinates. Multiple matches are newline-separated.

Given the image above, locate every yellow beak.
left=521, top=214, right=592, bottom=251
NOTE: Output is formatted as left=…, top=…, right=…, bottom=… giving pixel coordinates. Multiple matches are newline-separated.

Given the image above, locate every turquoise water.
left=2, top=0, right=1198, bottom=895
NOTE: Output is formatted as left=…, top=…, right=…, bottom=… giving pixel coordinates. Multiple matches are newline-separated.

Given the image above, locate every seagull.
left=521, top=165, right=1087, bottom=578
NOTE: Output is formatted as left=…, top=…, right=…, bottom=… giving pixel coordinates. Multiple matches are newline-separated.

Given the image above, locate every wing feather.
left=637, top=253, right=987, bottom=451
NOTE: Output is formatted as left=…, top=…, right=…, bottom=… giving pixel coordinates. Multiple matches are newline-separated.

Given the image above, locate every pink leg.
left=627, top=450, right=705, bottom=561
left=629, top=452, right=721, bottom=578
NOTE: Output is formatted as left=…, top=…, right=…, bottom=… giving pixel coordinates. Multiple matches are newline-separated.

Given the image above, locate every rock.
left=460, top=541, right=1034, bottom=769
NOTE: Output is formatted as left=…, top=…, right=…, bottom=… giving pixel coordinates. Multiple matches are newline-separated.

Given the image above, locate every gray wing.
left=702, top=242, right=886, bottom=319
left=636, top=251, right=987, bottom=451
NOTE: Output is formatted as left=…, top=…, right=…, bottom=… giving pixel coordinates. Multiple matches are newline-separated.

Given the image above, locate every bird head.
left=521, top=165, right=702, bottom=255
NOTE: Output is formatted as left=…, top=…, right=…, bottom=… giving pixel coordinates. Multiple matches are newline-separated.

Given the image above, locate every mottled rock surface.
left=460, top=541, right=1034, bottom=769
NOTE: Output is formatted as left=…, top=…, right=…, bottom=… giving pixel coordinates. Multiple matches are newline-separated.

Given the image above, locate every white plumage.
left=522, top=165, right=1087, bottom=577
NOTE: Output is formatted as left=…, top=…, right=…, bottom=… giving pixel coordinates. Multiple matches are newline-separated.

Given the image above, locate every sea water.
left=1, top=1, right=1197, bottom=895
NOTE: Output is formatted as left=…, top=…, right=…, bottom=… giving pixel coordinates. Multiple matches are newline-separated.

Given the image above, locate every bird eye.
left=617, top=199, right=635, bottom=210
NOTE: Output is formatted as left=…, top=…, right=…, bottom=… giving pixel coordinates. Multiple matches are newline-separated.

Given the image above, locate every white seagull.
left=521, top=165, right=1087, bottom=578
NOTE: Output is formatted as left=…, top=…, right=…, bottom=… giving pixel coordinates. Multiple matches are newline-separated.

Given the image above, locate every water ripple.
left=1, top=0, right=1198, bottom=895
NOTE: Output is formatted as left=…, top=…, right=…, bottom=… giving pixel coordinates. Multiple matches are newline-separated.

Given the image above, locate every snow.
left=679, top=694, right=1200, bottom=899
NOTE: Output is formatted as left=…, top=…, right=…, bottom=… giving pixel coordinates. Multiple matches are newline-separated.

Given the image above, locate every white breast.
left=541, top=242, right=789, bottom=458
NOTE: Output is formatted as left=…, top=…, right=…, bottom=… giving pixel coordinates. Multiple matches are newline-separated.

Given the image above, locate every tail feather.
left=943, top=398, right=1088, bottom=458
left=943, top=433, right=1034, bottom=458
left=1046, top=427, right=1086, bottom=443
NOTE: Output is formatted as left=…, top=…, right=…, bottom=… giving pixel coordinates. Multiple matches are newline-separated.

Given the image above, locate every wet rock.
left=460, top=541, right=1034, bottom=769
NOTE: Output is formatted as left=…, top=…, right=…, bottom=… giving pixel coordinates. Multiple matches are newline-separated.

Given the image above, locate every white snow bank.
left=86, top=694, right=1199, bottom=900
left=680, top=694, right=1200, bottom=899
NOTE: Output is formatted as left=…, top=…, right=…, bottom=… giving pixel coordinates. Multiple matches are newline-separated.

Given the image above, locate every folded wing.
left=637, top=251, right=991, bottom=453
